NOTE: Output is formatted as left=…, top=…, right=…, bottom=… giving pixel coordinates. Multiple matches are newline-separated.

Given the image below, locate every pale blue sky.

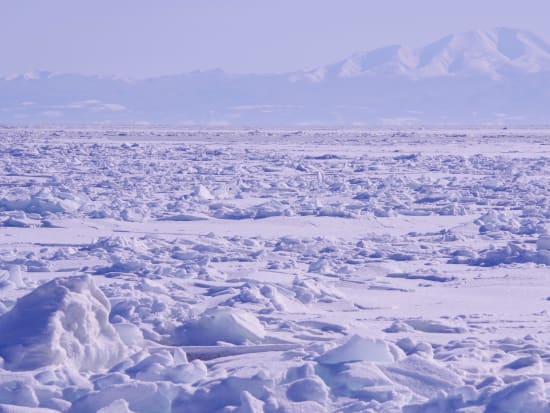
left=2, top=0, right=549, bottom=78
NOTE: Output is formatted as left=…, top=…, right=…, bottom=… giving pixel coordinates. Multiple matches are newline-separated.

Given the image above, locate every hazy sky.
left=2, top=0, right=550, bottom=78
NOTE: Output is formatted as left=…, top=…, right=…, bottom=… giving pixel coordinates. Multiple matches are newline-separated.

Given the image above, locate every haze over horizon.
left=2, top=0, right=550, bottom=78
left=2, top=3, right=550, bottom=125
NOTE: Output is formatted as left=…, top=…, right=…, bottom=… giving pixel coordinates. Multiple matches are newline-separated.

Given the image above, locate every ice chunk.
left=323, top=361, right=394, bottom=399
left=404, top=318, right=467, bottom=334
left=236, top=391, right=265, bottom=413
left=0, top=380, right=39, bottom=408
left=193, top=185, right=214, bottom=200
left=8, top=265, right=24, bottom=288
left=384, top=320, right=413, bottom=333
left=2, top=216, right=33, bottom=228
left=172, top=373, right=272, bottom=413
left=0, top=188, right=86, bottom=215
left=317, top=335, right=396, bottom=365
left=502, top=354, right=542, bottom=373
left=0, top=265, right=26, bottom=292
left=405, top=318, right=467, bottom=334
left=120, top=207, right=147, bottom=222
left=308, top=259, right=332, bottom=274
left=485, top=377, right=549, bottom=413
left=172, top=308, right=265, bottom=345
left=0, top=275, right=126, bottom=371
left=0, top=405, right=61, bottom=413
left=124, top=349, right=207, bottom=384
left=68, top=381, right=175, bottom=413
left=97, top=399, right=136, bottom=413
left=464, top=242, right=550, bottom=266
left=536, top=235, right=550, bottom=251
left=114, top=323, right=144, bottom=346
left=165, top=359, right=207, bottom=384
left=87, top=236, right=149, bottom=254
left=382, top=354, right=463, bottom=399
left=292, top=276, right=343, bottom=304
left=286, top=376, right=329, bottom=403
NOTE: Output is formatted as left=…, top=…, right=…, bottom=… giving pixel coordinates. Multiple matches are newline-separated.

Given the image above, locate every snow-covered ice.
left=0, top=127, right=549, bottom=412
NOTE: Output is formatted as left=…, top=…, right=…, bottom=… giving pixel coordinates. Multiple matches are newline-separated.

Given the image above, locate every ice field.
left=0, top=127, right=549, bottom=412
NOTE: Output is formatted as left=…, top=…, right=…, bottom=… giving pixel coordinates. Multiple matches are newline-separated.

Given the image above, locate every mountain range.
left=2, top=28, right=550, bottom=125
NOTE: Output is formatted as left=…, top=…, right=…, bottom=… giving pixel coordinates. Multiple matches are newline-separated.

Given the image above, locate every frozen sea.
left=0, top=127, right=549, bottom=412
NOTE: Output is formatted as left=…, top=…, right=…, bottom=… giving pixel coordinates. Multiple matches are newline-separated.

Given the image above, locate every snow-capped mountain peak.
left=416, top=28, right=550, bottom=78
left=340, top=45, right=418, bottom=77
left=297, top=28, right=550, bottom=81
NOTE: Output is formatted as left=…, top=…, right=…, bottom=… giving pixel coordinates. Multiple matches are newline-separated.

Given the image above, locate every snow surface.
left=0, top=127, right=549, bottom=412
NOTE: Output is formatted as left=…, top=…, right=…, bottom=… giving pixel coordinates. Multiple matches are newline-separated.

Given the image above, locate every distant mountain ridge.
left=2, top=28, right=550, bottom=125
left=298, top=28, right=550, bottom=81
